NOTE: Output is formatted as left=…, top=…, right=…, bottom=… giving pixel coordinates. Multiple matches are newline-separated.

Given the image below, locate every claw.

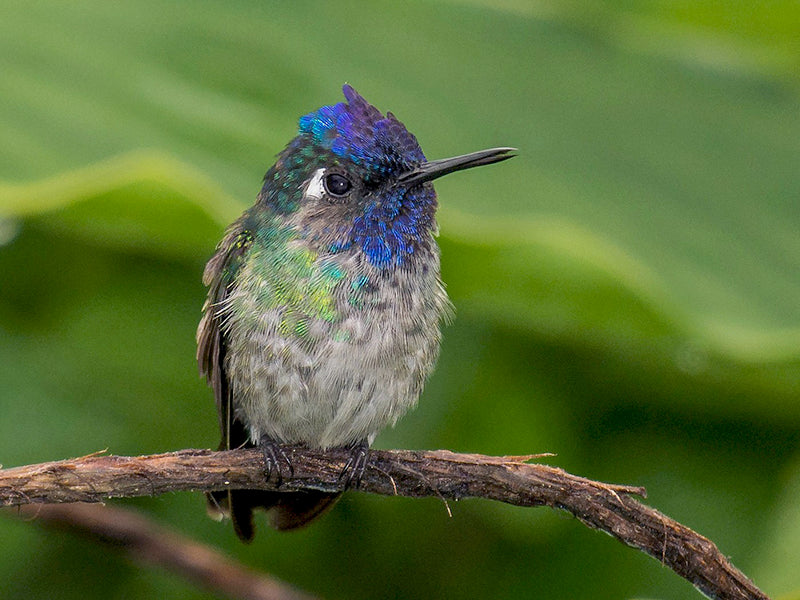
left=339, top=440, right=369, bottom=489
left=259, top=438, right=293, bottom=486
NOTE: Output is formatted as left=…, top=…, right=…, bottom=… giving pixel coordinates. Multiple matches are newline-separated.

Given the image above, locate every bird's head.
left=259, top=85, right=514, bottom=269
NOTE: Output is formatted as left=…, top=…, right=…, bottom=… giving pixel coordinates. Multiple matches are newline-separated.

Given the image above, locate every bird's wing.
left=197, top=215, right=341, bottom=540
left=197, top=218, right=252, bottom=449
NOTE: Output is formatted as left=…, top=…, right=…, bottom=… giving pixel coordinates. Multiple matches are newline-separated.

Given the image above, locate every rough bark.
left=0, top=447, right=768, bottom=600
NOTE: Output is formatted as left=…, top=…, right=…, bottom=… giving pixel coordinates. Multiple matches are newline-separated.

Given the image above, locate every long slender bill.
left=398, top=147, right=517, bottom=186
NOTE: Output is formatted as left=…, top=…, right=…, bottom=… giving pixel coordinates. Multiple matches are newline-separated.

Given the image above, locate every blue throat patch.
left=350, top=185, right=435, bottom=268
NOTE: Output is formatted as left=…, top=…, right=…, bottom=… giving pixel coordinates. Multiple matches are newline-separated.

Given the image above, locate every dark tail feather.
left=206, top=489, right=340, bottom=540
left=268, top=491, right=341, bottom=531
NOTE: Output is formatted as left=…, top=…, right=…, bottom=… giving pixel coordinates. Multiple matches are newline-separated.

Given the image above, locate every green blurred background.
left=1, top=1, right=799, bottom=598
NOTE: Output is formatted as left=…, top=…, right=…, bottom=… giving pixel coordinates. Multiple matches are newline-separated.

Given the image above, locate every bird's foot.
left=259, top=438, right=294, bottom=486
left=339, top=440, right=369, bottom=489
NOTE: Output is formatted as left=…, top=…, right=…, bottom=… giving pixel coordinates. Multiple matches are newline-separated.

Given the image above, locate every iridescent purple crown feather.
left=298, top=85, right=426, bottom=179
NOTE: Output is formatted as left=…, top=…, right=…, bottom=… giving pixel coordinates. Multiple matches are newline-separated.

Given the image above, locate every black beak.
left=397, top=147, right=517, bottom=186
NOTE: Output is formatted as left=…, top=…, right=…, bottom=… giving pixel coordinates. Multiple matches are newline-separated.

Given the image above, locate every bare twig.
left=14, top=502, right=317, bottom=600
left=0, top=447, right=768, bottom=600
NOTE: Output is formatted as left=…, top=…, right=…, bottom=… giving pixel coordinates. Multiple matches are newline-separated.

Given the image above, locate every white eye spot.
left=303, top=168, right=326, bottom=201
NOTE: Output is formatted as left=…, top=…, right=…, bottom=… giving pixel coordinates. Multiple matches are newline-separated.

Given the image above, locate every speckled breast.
left=222, top=245, right=451, bottom=449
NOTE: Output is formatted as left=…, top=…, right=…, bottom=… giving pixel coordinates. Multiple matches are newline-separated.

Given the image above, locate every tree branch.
left=0, top=447, right=768, bottom=600
left=15, top=502, right=318, bottom=600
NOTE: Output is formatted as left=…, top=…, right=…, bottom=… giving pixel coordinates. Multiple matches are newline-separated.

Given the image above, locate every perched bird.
left=198, top=85, right=514, bottom=540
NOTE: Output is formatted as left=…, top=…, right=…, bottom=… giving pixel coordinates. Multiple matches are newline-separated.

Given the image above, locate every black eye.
left=324, top=173, right=352, bottom=197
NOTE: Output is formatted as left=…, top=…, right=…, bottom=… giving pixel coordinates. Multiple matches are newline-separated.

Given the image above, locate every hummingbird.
left=198, top=85, right=515, bottom=541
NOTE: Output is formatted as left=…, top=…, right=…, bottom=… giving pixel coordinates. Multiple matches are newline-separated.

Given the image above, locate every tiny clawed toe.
left=339, top=441, right=370, bottom=489
left=260, top=440, right=293, bottom=486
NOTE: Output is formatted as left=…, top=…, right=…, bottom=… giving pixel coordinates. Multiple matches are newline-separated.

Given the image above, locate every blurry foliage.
left=1, top=1, right=799, bottom=599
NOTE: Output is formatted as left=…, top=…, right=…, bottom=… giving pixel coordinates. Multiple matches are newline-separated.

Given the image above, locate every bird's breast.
left=222, top=246, right=451, bottom=448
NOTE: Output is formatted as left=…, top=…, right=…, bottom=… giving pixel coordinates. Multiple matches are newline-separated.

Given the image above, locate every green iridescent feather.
left=226, top=219, right=343, bottom=339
